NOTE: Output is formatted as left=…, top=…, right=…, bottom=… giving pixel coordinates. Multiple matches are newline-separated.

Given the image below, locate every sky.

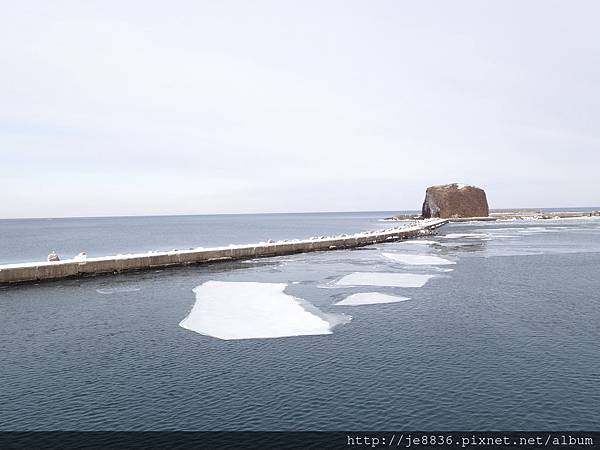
left=1, top=1, right=599, bottom=218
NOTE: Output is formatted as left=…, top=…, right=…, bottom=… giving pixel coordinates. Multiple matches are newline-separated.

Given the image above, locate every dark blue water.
left=1, top=212, right=599, bottom=430
left=0, top=211, right=406, bottom=265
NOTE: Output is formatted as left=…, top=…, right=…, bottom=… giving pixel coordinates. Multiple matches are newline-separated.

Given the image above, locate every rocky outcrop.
left=421, top=183, right=489, bottom=218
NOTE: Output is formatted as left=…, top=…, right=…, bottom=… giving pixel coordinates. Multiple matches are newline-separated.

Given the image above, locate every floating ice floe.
left=517, top=227, right=557, bottom=234
left=382, top=253, right=455, bottom=265
left=395, top=239, right=438, bottom=245
left=335, top=292, right=410, bottom=306
left=336, top=272, right=434, bottom=288
left=435, top=241, right=481, bottom=247
left=480, top=227, right=526, bottom=232
left=96, top=287, right=141, bottom=294
left=179, top=281, right=349, bottom=340
left=441, top=233, right=489, bottom=239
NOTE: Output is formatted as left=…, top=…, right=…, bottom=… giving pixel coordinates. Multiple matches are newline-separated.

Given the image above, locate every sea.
left=1, top=210, right=599, bottom=430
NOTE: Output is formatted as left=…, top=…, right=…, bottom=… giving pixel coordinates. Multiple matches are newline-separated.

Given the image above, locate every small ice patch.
left=96, top=287, right=141, bottom=294
left=335, top=292, right=410, bottom=306
left=518, top=227, right=556, bottom=234
left=397, top=240, right=438, bottom=245
left=336, top=272, right=434, bottom=288
left=436, top=241, right=481, bottom=247
left=382, top=253, right=455, bottom=265
left=442, top=233, right=489, bottom=239
left=179, top=281, right=348, bottom=340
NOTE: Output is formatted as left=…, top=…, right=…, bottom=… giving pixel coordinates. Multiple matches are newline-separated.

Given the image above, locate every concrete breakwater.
left=0, top=219, right=448, bottom=285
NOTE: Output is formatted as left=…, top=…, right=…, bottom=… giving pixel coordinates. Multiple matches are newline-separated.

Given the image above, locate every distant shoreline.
left=1, top=207, right=600, bottom=221
left=385, top=209, right=600, bottom=222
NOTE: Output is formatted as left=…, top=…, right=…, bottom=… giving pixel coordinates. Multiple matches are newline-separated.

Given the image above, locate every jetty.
left=0, top=218, right=448, bottom=285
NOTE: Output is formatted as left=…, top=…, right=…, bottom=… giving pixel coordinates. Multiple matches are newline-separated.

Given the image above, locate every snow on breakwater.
left=0, top=219, right=448, bottom=285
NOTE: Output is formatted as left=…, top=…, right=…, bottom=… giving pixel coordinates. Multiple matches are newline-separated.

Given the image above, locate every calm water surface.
left=1, top=211, right=599, bottom=430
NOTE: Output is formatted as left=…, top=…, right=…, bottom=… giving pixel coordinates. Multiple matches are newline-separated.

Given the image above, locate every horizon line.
left=1, top=205, right=599, bottom=221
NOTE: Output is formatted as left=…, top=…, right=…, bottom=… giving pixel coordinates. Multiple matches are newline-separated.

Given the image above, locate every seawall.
left=0, top=219, right=448, bottom=285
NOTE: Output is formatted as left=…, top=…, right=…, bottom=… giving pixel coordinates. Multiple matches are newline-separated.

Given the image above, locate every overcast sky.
left=1, top=1, right=599, bottom=218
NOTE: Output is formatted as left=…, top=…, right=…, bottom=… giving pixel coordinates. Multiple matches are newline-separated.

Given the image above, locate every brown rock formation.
left=421, top=183, right=489, bottom=218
